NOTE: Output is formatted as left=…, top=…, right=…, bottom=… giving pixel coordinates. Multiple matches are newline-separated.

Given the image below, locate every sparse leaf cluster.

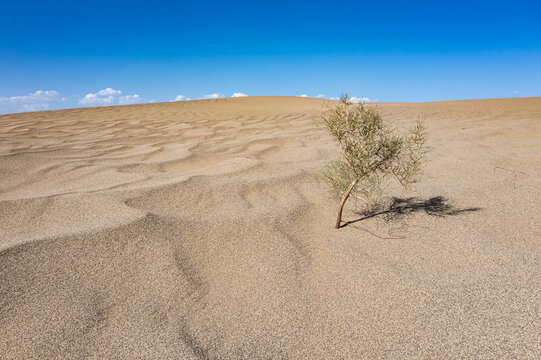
left=318, top=93, right=427, bottom=228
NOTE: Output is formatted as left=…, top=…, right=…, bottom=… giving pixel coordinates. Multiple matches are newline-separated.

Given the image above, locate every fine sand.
left=0, top=96, right=540, bottom=358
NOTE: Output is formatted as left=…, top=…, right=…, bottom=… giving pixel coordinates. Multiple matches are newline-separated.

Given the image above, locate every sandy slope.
left=0, top=96, right=540, bottom=359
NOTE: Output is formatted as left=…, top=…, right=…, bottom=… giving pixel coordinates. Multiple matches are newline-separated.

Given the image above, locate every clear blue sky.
left=1, top=0, right=540, bottom=113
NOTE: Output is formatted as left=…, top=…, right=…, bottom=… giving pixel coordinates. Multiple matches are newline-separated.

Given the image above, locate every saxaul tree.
left=318, top=93, right=426, bottom=228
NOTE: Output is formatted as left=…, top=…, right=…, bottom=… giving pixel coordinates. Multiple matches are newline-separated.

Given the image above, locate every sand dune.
left=1, top=96, right=540, bottom=358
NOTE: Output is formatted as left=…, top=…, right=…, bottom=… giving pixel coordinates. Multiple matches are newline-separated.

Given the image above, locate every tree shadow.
left=342, top=196, right=482, bottom=228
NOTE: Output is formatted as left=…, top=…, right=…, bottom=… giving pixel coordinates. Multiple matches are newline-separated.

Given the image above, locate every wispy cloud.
left=79, top=88, right=146, bottom=106
left=512, top=90, right=520, bottom=95
left=0, top=90, right=64, bottom=114
left=299, top=94, right=329, bottom=99
left=297, top=93, right=377, bottom=103
left=4, top=90, right=61, bottom=102
left=328, top=95, right=378, bottom=103
left=231, top=92, right=248, bottom=97
left=20, top=104, right=51, bottom=112
left=350, top=96, right=378, bottom=103
left=200, top=93, right=223, bottom=99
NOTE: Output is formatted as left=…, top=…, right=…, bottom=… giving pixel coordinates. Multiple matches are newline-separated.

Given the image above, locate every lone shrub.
left=318, top=93, right=426, bottom=228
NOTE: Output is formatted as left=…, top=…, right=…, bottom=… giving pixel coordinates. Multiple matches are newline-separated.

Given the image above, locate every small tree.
left=319, top=93, right=426, bottom=228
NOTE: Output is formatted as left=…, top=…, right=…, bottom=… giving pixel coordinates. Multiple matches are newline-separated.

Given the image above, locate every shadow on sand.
left=342, top=196, right=482, bottom=228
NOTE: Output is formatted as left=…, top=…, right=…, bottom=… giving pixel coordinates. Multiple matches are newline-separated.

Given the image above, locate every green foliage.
left=318, top=93, right=427, bottom=212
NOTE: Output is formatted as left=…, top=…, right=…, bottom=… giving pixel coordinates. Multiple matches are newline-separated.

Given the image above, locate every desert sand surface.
left=0, top=96, right=540, bottom=359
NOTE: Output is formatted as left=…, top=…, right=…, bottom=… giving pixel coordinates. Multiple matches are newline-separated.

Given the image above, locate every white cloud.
left=118, top=94, right=143, bottom=105
left=96, top=88, right=122, bottom=96
left=201, top=93, right=223, bottom=99
left=327, top=96, right=378, bottom=103
left=172, top=94, right=191, bottom=101
left=0, top=90, right=63, bottom=114
left=79, top=93, right=115, bottom=105
left=231, top=92, right=248, bottom=97
left=512, top=90, right=520, bottom=94
left=2, top=90, right=61, bottom=103
left=350, top=96, right=368, bottom=103
left=79, top=88, right=147, bottom=106
left=298, top=94, right=329, bottom=99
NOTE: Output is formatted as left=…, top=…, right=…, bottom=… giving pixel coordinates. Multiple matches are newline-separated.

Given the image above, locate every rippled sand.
left=1, top=97, right=540, bottom=358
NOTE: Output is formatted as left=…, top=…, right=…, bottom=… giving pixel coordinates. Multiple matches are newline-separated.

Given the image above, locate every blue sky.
left=1, top=0, right=540, bottom=113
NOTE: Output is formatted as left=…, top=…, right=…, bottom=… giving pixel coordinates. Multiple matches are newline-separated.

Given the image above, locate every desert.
left=0, top=96, right=540, bottom=358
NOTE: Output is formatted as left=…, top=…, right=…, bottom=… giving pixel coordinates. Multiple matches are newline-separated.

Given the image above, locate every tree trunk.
left=335, top=179, right=359, bottom=229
